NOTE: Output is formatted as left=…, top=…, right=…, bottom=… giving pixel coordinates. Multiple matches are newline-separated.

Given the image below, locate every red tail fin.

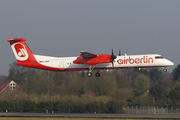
left=7, top=38, right=37, bottom=63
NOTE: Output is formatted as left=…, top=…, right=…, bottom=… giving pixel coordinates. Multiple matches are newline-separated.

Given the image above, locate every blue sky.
left=1, top=0, right=180, bottom=75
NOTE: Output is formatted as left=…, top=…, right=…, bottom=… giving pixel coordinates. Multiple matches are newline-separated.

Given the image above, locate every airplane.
left=7, top=38, right=174, bottom=77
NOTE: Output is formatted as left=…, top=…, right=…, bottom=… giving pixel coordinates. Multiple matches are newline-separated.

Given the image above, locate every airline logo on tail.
left=11, top=42, right=29, bottom=61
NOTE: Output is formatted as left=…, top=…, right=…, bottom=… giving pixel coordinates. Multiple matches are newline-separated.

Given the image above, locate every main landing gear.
left=87, top=65, right=100, bottom=77
left=87, top=71, right=100, bottom=77
left=87, top=72, right=92, bottom=77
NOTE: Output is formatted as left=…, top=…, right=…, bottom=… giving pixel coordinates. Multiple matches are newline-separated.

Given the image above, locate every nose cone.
left=167, top=60, right=174, bottom=66
left=170, top=61, right=174, bottom=66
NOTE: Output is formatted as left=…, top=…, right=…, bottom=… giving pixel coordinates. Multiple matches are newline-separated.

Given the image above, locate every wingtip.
left=80, top=51, right=86, bottom=53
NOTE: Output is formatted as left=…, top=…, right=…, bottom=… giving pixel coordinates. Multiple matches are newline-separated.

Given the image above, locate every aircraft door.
left=59, top=61, right=64, bottom=69
left=137, top=58, right=141, bottom=67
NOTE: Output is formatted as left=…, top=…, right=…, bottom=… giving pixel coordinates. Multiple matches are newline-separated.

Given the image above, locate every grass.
left=0, top=118, right=176, bottom=120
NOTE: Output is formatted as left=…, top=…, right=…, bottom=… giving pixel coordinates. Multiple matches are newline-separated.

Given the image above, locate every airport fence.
left=126, top=106, right=180, bottom=114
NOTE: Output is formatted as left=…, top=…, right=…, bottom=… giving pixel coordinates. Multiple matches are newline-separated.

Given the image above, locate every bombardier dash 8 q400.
left=8, top=38, right=174, bottom=77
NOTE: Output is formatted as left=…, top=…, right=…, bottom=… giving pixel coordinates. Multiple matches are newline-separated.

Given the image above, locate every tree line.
left=0, top=100, right=123, bottom=113
left=1, top=62, right=180, bottom=113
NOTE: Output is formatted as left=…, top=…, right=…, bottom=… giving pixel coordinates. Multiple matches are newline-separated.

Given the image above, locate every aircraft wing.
left=80, top=51, right=97, bottom=58
left=73, top=51, right=111, bottom=65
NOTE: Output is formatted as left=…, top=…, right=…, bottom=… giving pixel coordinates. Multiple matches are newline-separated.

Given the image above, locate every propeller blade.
left=111, top=49, right=117, bottom=67
left=111, top=49, right=114, bottom=58
left=119, top=49, right=121, bottom=56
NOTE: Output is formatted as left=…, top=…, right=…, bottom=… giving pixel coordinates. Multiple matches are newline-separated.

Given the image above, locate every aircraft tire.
left=95, top=72, right=100, bottom=77
left=87, top=72, right=92, bottom=77
left=163, top=69, right=167, bottom=72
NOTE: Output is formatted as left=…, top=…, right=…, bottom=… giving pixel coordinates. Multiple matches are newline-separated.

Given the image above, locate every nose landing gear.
left=163, top=66, right=167, bottom=72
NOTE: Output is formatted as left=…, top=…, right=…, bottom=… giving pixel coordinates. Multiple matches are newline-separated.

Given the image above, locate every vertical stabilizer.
left=7, top=38, right=37, bottom=63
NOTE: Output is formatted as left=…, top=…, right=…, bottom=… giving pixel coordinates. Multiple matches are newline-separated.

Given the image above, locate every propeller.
left=119, top=49, right=121, bottom=56
left=111, top=49, right=117, bottom=67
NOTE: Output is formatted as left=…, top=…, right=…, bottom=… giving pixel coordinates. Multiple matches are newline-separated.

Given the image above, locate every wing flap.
left=73, top=51, right=111, bottom=65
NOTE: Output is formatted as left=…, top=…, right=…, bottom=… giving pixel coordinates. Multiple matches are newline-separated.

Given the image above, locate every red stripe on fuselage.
left=16, top=61, right=163, bottom=72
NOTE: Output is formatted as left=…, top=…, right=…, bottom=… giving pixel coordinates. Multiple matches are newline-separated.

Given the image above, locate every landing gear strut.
left=163, top=66, right=167, bottom=72
left=87, top=65, right=100, bottom=77
left=87, top=65, right=95, bottom=77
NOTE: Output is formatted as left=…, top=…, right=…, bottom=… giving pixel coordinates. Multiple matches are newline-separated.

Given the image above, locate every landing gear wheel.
left=163, top=68, right=167, bottom=72
left=87, top=72, right=92, bottom=77
left=163, top=66, right=167, bottom=72
left=95, top=72, right=100, bottom=77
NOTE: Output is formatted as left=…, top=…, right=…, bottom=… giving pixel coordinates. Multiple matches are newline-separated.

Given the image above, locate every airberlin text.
left=117, top=56, right=153, bottom=65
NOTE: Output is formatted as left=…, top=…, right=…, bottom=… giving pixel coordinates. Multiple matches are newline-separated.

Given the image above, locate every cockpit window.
left=155, top=56, right=164, bottom=59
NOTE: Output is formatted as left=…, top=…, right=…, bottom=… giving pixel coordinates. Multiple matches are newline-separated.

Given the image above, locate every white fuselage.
left=34, top=54, right=174, bottom=71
